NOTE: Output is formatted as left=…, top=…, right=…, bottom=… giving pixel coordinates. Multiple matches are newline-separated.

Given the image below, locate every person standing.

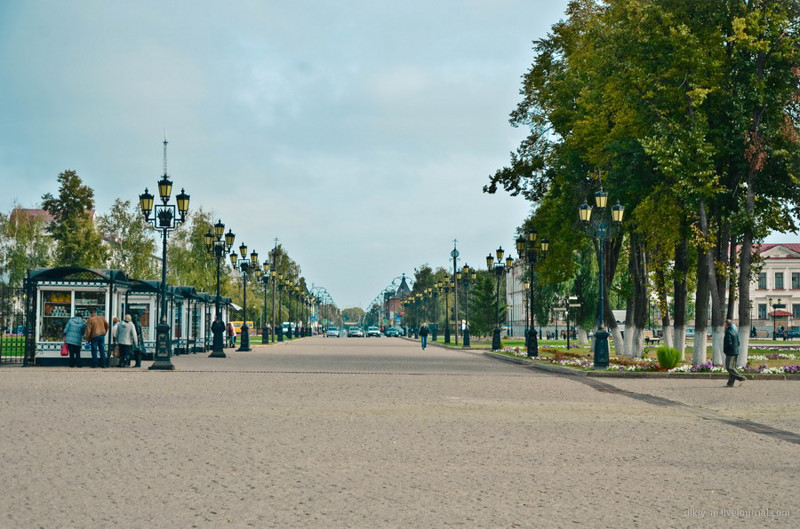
left=724, top=319, right=745, bottom=387
left=83, top=308, right=109, bottom=368
left=419, top=322, right=430, bottom=350
left=113, top=314, right=139, bottom=367
left=63, top=314, right=86, bottom=367
left=131, top=311, right=145, bottom=368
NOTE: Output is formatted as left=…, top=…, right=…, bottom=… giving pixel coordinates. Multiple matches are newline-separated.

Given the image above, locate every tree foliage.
left=96, top=199, right=157, bottom=279
left=41, top=170, right=108, bottom=267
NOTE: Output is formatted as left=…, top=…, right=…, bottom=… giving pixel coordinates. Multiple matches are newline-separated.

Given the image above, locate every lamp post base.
left=149, top=322, right=175, bottom=370
left=491, top=327, right=501, bottom=351
left=527, top=328, right=538, bottom=358
left=277, top=326, right=284, bottom=342
left=444, top=327, right=451, bottom=344
left=593, top=329, right=610, bottom=369
left=463, top=329, right=470, bottom=347
left=209, top=321, right=227, bottom=358
left=237, top=326, right=252, bottom=351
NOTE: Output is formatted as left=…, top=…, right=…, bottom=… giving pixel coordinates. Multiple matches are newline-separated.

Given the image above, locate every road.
left=1, top=336, right=798, bottom=528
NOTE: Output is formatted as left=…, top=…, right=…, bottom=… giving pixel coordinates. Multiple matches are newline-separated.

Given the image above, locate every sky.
left=3, top=1, right=794, bottom=310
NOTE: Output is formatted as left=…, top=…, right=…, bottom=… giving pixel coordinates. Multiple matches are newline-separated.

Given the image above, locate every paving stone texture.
left=1, top=336, right=797, bottom=528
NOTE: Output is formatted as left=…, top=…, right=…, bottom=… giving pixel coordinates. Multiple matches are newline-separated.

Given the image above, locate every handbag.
left=60, top=342, right=69, bottom=356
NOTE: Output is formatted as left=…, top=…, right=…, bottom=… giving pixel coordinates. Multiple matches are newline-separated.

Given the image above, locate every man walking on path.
left=419, top=322, right=430, bottom=350
left=84, top=308, right=109, bottom=368
left=724, top=319, right=746, bottom=387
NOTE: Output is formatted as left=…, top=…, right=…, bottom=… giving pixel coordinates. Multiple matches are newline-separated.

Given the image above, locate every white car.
left=367, top=326, right=381, bottom=337
left=347, top=327, right=364, bottom=337
left=326, top=326, right=340, bottom=337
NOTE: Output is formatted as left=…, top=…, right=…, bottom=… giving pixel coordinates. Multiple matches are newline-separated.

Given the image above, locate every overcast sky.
left=12, top=1, right=791, bottom=311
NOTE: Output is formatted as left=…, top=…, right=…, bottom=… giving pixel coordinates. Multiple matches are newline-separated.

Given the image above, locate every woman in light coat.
left=113, top=314, right=139, bottom=367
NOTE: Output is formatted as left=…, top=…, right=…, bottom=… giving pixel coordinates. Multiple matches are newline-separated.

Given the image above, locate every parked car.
left=385, top=326, right=401, bottom=337
left=326, top=326, right=340, bottom=337
left=367, top=326, right=381, bottom=337
left=347, top=327, right=364, bottom=337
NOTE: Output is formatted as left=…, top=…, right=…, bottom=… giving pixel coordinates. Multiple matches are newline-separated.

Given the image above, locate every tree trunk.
left=673, top=236, right=689, bottom=360
left=624, top=233, right=648, bottom=358
left=694, top=222, right=710, bottom=365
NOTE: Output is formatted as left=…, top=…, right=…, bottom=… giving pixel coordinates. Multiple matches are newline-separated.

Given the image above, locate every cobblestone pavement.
left=1, top=336, right=797, bottom=528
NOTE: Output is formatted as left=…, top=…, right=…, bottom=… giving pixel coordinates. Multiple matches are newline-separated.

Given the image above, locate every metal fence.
left=0, top=286, right=26, bottom=365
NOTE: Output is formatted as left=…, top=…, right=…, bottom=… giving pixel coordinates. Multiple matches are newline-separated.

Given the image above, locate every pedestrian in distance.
left=227, top=321, right=236, bottom=347
left=63, top=314, right=86, bottom=367
left=724, top=319, right=746, bottom=387
left=113, top=314, right=139, bottom=367
left=419, top=322, right=430, bottom=350
left=83, top=308, right=109, bottom=368
left=130, top=311, right=145, bottom=368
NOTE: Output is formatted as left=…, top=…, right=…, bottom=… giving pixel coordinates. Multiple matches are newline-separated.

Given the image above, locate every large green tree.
left=0, top=206, right=53, bottom=287
left=96, top=199, right=157, bottom=279
left=41, top=170, right=108, bottom=267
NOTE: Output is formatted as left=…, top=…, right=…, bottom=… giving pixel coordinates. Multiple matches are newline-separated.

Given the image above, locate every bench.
left=644, top=331, right=661, bottom=346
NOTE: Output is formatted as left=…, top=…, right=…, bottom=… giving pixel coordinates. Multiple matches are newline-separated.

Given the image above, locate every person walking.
left=724, top=319, right=746, bottom=387
left=83, top=308, right=109, bottom=368
left=419, top=322, right=430, bottom=350
left=227, top=322, right=236, bottom=347
left=113, top=314, right=139, bottom=367
left=63, top=314, right=86, bottom=367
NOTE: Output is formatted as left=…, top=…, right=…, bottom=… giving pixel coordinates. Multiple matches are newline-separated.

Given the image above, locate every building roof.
left=757, top=243, right=800, bottom=258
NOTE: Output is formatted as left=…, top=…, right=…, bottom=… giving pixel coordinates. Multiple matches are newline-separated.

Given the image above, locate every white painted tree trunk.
left=712, top=325, right=725, bottom=366
left=674, top=325, right=686, bottom=361
left=623, top=323, right=635, bottom=357
left=627, top=326, right=644, bottom=358
left=738, top=327, right=750, bottom=368
left=693, top=333, right=708, bottom=365
left=662, top=324, right=673, bottom=349
left=611, top=326, right=624, bottom=357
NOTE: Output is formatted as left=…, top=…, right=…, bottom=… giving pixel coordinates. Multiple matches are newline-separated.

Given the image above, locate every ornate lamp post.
left=579, top=187, right=624, bottom=368
left=259, top=262, right=270, bottom=344
left=230, top=244, right=258, bottom=352
left=486, top=247, right=513, bottom=351
left=276, top=274, right=285, bottom=342
left=204, top=220, right=235, bottom=357
left=515, top=231, right=549, bottom=357
left=770, top=297, right=782, bottom=339
left=460, top=264, right=476, bottom=347
left=139, top=140, right=189, bottom=371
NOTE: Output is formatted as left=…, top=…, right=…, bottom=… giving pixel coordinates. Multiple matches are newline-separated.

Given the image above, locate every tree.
left=41, top=170, right=108, bottom=267
left=0, top=206, right=53, bottom=287
left=96, top=199, right=157, bottom=279
left=468, top=270, right=504, bottom=337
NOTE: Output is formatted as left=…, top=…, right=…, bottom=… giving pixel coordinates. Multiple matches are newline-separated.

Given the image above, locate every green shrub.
left=656, top=346, right=681, bottom=369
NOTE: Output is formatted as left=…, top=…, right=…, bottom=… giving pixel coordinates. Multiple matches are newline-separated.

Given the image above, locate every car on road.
left=366, top=326, right=381, bottom=337
left=385, top=327, right=401, bottom=337
left=347, top=327, right=364, bottom=337
left=326, top=326, right=340, bottom=337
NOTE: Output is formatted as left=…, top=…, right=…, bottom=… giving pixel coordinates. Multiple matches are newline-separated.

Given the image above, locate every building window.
left=794, top=305, right=800, bottom=319
left=758, top=273, right=767, bottom=289
left=775, top=272, right=784, bottom=290
left=758, top=304, right=767, bottom=320
left=793, top=273, right=800, bottom=289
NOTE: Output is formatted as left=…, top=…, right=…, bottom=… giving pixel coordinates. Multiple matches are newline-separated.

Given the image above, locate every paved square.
left=1, top=336, right=797, bottom=528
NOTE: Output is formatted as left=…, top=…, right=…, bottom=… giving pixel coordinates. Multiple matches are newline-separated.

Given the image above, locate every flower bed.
left=498, top=347, right=800, bottom=374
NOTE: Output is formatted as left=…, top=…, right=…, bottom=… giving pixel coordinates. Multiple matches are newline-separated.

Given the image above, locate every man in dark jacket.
left=723, top=319, right=745, bottom=387
left=419, top=322, right=430, bottom=350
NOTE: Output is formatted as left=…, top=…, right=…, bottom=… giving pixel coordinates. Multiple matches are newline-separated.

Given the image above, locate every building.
left=750, top=243, right=800, bottom=336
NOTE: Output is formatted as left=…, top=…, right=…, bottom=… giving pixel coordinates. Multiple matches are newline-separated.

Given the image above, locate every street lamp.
left=204, top=220, right=235, bottom=357
left=461, top=264, right=476, bottom=347
left=486, top=247, right=513, bottom=351
left=515, top=230, right=549, bottom=357
left=258, top=262, right=270, bottom=344
left=579, top=187, right=624, bottom=368
left=230, top=244, right=258, bottom=352
left=566, top=296, right=580, bottom=349
left=139, top=139, right=189, bottom=371
left=276, top=274, right=285, bottom=342
left=770, top=297, right=782, bottom=339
